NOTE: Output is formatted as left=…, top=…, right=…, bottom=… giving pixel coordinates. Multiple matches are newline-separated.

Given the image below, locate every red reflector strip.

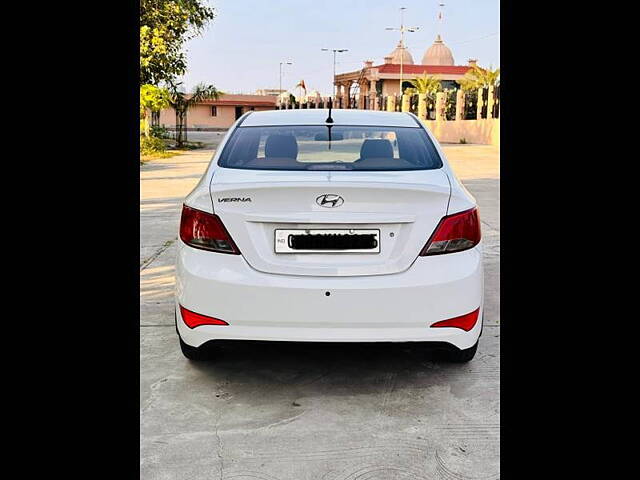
left=179, top=305, right=228, bottom=328
left=430, top=308, right=480, bottom=332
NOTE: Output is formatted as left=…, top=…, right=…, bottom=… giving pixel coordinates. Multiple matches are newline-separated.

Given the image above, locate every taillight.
left=430, top=308, right=480, bottom=331
left=179, top=205, right=240, bottom=254
left=180, top=305, right=228, bottom=328
left=420, top=207, right=481, bottom=256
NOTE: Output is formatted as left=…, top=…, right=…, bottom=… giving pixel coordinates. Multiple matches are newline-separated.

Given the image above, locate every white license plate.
left=274, top=229, right=381, bottom=253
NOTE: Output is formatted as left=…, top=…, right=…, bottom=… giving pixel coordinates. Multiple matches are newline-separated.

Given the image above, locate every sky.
left=180, top=0, right=499, bottom=96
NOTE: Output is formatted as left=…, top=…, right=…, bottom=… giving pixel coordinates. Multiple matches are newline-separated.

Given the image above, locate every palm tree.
left=458, top=65, right=500, bottom=91
left=405, top=74, right=442, bottom=98
left=405, top=74, right=442, bottom=118
left=169, top=82, right=222, bottom=147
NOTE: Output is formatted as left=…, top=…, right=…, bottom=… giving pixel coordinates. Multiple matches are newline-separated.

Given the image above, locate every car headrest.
left=359, top=139, right=393, bottom=159
left=265, top=134, right=298, bottom=159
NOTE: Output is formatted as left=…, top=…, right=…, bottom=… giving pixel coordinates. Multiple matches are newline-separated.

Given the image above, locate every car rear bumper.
left=175, top=241, right=484, bottom=349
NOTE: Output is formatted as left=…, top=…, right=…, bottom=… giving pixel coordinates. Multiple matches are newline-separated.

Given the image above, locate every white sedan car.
left=175, top=109, right=483, bottom=362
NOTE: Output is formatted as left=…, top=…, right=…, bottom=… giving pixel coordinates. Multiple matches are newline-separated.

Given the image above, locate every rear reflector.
left=420, top=207, right=481, bottom=256
left=430, top=308, right=480, bottom=332
left=180, top=205, right=240, bottom=254
left=180, top=305, right=228, bottom=328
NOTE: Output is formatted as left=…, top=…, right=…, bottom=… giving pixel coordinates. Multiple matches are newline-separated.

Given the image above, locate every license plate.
left=274, top=229, right=380, bottom=253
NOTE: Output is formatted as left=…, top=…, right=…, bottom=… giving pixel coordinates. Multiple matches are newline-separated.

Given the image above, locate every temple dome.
left=421, top=35, right=454, bottom=65
left=388, top=41, right=414, bottom=65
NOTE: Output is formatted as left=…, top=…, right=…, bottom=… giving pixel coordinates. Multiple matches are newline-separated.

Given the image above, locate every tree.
left=458, top=65, right=500, bottom=91
left=168, top=82, right=221, bottom=147
left=140, top=84, right=170, bottom=137
left=405, top=74, right=442, bottom=99
left=140, top=0, right=216, bottom=85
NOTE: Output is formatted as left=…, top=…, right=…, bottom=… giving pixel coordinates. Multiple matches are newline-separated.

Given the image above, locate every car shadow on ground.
left=185, top=339, right=493, bottom=396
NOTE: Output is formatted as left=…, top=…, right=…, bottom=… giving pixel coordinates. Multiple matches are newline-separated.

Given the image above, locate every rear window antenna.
left=325, top=97, right=334, bottom=123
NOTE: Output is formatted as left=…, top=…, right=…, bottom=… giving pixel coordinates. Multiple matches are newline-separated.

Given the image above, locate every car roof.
left=240, top=109, right=420, bottom=128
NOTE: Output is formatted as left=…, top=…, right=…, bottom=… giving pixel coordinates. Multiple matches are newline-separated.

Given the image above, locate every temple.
left=334, top=35, right=476, bottom=109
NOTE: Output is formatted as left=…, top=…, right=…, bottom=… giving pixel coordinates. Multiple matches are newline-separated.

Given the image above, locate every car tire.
left=179, top=337, right=215, bottom=361
left=446, top=341, right=478, bottom=363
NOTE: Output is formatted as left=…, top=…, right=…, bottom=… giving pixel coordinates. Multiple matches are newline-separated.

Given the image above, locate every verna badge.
left=316, top=194, right=344, bottom=208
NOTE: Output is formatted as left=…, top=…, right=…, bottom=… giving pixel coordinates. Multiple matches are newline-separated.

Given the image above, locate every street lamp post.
left=279, top=61, right=292, bottom=107
left=321, top=48, right=348, bottom=103
left=386, top=7, right=419, bottom=98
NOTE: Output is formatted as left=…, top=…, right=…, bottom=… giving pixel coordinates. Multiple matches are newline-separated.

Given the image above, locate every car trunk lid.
left=210, top=168, right=450, bottom=276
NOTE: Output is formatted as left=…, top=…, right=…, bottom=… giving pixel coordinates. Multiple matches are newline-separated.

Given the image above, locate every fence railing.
left=275, top=86, right=500, bottom=121
left=445, top=90, right=456, bottom=121
left=492, top=86, right=500, bottom=119
left=426, top=95, right=436, bottom=120
left=464, top=89, right=478, bottom=120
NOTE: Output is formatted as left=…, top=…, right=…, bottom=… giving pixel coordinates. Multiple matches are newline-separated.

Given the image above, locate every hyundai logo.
left=316, top=194, right=344, bottom=208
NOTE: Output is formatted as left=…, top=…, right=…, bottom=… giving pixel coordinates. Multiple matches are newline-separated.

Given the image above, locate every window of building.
left=440, top=80, right=458, bottom=90
left=211, top=106, right=218, bottom=117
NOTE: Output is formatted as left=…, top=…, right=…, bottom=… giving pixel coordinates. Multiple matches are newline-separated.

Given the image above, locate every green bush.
left=140, top=135, right=166, bottom=155
left=150, top=125, right=172, bottom=139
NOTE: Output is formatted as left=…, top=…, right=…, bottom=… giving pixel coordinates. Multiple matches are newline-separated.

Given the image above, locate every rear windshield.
left=217, top=125, right=443, bottom=171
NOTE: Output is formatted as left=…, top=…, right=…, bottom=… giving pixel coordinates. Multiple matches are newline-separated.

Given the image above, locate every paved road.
left=140, top=136, right=500, bottom=480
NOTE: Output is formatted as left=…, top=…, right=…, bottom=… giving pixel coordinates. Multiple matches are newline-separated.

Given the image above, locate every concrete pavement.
left=140, top=136, right=500, bottom=480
